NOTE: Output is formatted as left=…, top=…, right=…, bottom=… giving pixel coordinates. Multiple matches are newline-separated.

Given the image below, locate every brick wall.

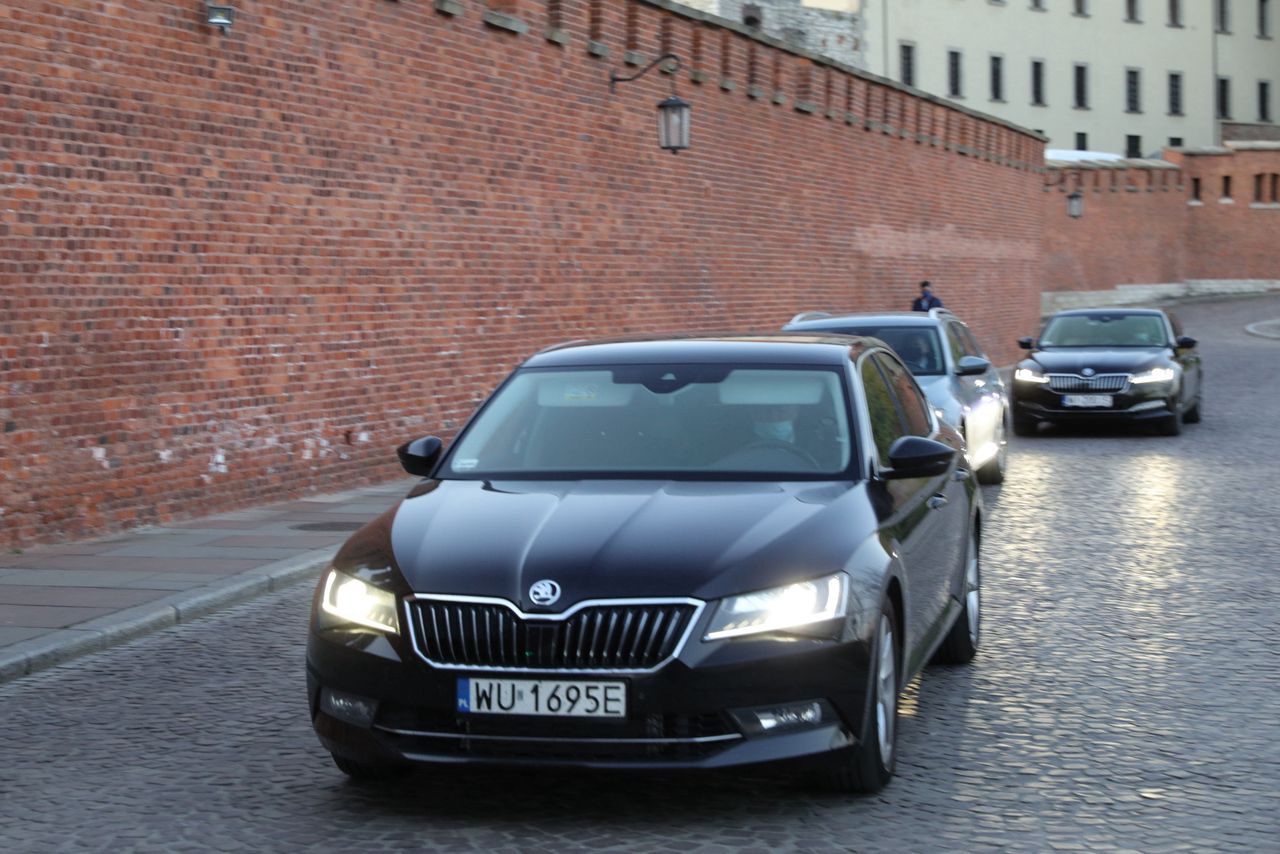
left=1170, top=146, right=1280, bottom=279
left=0, top=0, right=1045, bottom=547
left=1042, top=163, right=1188, bottom=295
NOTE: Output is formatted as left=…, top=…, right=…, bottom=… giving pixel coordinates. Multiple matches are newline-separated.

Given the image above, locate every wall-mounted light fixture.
left=206, top=3, right=235, bottom=32
left=610, top=54, right=692, bottom=154
left=1066, top=188, right=1084, bottom=218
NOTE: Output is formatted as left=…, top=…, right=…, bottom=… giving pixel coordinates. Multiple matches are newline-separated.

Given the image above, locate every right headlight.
left=704, top=573, right=848, bottom=641
left=1014, top=367, right=1049, bottom=384
left=319, top=568, right=400, bottom=634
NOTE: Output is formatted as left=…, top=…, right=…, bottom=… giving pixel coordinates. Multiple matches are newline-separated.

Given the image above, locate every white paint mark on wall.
left=91, top=447, right=110, bottom=469
left=157, top=449, right=174, bottom=464
left=209, top=450, right=228, bottom=474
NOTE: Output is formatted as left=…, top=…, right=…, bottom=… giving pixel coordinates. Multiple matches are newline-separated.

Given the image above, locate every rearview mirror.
left=1175, top=335, right=1197, bottom=349
left=1017, top=337, right=1035, bottom=350
left=955, top=355, right=991, bottom=376
left=397, top=436, right=444, bottom=477
left=883, top=436, right=956, bottom=480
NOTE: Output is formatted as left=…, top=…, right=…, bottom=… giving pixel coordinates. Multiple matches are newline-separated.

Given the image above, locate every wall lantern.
left=1066, top=189, right=1084, bottom=218
left=206, top=3, right=235, bottom=32
left=610, top=54, right=692, bottom=154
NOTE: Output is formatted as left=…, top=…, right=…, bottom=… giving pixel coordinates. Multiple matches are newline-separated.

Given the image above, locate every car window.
left=821, top=325, right=945, bottom=376
left=956, top=322, right=985, bottom=358
left=943, top=323, right=967, bottom=364
left=874, top=354, right=932, bottom=438
left=859, top=357, right=901, bottom=467
left=1039, top=313, right=1169, bottom=347
left=442, top=365, right=854, bottom=478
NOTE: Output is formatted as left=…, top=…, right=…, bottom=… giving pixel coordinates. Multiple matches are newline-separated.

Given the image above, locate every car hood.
left=1027, top=347, right=1170, bottom=374
left=388, top=479, right=874, bottom=610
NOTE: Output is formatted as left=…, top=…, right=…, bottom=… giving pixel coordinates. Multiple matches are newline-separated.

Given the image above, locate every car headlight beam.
left=1130, top=367, right=1176, bottom=385
left=704, top=573, right=847, bottom=640
left=1014, top=367, right=1049, bottom=384
left=321, top=569, right=400, bottom=634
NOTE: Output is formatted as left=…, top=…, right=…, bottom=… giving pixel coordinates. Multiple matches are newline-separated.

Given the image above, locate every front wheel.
left=975, top=418, right=1007, bottom=484
left=824, top=600, right=899, bottom=794
left=1182, top=394, right=1202, bottom=424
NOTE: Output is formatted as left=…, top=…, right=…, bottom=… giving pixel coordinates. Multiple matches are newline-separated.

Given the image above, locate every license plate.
left=1062, top=394, right=1113, bottom=408
left=457, top=677, right=626, bottom=718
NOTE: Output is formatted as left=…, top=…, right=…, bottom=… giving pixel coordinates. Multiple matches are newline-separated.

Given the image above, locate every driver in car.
left=751, top=404, right=799, bottom=444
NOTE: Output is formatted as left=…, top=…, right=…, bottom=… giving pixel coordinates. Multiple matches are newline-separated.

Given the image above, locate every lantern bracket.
left=610, top=54, right=682, bottom=94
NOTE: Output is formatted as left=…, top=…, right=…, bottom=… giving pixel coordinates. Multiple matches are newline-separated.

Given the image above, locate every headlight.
left=320, top=569, right=400, bottom=634
left=704, top=573, right=847, bottom=640
left=1130, top=367, right=1175, bottom=385
left=1014, top=367, right=1049, bottom=384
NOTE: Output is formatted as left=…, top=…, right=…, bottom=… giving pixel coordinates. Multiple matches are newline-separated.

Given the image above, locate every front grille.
left=407, top=599, right=700, bottom=671
left=1047, top=373, right=1128, bottom=393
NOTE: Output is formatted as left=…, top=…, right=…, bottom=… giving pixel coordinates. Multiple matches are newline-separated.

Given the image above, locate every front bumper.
left=1012, top=384, right=1174, bottom=424
left=306, top=623, right=871, bottom=771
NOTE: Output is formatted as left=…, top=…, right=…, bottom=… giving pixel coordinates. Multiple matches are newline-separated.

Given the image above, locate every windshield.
left=816, top=326, right=945, bottom=376
left=1039, top=314, right=1168, bottom=348
left=442, top=365, right=854, bottom=478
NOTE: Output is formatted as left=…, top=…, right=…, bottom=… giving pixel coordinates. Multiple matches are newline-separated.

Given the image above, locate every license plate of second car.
left=457, top=677, right=626, bottom=717
left=1062, top=394, right=1113, bottom=408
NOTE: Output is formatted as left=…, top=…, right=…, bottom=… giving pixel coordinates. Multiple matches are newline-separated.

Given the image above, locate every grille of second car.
left=1047, top=374, right=1128, bottom=393
left=407, top=600, right=698, bottom=670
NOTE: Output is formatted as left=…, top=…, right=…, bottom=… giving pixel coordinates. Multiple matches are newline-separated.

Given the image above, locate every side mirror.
left=1175, top=335, right=1197, bottom=349
left=955, top=355, right=992, bottom=376
left=396, top=436, right=444, bottom=477
left=883, top=436, right=956, bottom=480
left=1017, top=337, right=1035, bottom=350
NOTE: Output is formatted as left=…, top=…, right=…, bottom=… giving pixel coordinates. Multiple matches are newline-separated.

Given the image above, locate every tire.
left=975, top=418, right=1007, bottom=485
left=933, top=527, right=981, bottom=665
left=825, top=600, right=899, bottom=794
left=1182, top=395, right=1202, bottom=424
left=1012, top=414, right=1036, bottom=437
left=1157, top=410, right=1182, bottom=436
left=331, top=753, right=411, bottom=781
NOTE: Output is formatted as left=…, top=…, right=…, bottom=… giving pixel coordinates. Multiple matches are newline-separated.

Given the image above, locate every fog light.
left=731, top=700, right=830, bottom=735
left=320, top=688, right=377, bottom=728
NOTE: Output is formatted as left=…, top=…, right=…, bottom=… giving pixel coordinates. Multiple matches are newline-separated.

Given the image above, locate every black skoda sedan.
left=307, top=334, right=982, bottom=793
left=1011, top=308, right=1203, bottom=436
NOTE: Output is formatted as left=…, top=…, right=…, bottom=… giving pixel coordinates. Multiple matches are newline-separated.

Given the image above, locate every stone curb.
left=0, top=548, right=337, bottom=685
left=1244, top=319, right=1280, bottom=339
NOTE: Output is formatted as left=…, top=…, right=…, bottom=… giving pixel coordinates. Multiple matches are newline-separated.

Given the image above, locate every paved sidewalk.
left=0, top=477, right=416, bottom=683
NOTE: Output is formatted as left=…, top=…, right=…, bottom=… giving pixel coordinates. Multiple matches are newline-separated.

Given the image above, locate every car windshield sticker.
left=564, top=384, right=598, bottom=401
left=454, top=458, right=479, bottom=470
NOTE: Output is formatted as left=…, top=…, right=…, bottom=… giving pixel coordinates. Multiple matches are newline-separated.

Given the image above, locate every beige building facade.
left=860, top=0, right=1279, bottom=155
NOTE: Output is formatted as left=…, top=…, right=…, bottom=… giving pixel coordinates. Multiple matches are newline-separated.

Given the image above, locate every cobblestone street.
left=1, top=296, right=1277, bottom=853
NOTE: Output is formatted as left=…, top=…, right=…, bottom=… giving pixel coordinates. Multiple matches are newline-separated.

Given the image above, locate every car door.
left=945, top=320, right=1002, bottom=460
left=1166, top=311, right=1202, bottom=409
left=859, top=351, right=962, bottom=662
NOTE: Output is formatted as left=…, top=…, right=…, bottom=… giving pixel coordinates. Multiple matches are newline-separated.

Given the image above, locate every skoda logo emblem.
left=1082, top=367, right=1096, bottom=377
left=529, top=580, right=561, bottom=607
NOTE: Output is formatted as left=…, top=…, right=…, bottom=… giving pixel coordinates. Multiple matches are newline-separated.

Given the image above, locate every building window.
left=990, top=55, right=1005, bottom=101
left=1168, top=72, right=1184, bottom=114
left=1218, top=76, right=1232, bottom=118
left=1074, top=64, right=1089, bottom=108
left=1256, top=173, right=1267, bottom=202
left=1272, top=173, right=1280, bottom=202
left=1075, top=131, right=1088, bottom=150
left=1191, top=176, right=1201, bottom=200
left=900, top=43, right=916, bottom=87
left=1262, top=0, right=1273, bottom=36
left=1262, top=80, right=1273, bottom=121
left=1126, top=135, right=1142, bottom=158
left=948, top=50, right=963, bottom=97
left=1168, top=0, right=1182, bottom=25
left=1222, top=175, right=1233, bottom=199
left=1169, top=136, right=1184, bottom=147
left=1216, top=0, right=1231, bottom=32
left=1030, top=0, right=1046, bottom=8
left=1126, top=69, right=1142, bottom=112
left=1074, top=0, right=1089, bottom=15
left=1126, top=0, right=1141, bottom=21
left=1031, top=60, right=1046, bottom=105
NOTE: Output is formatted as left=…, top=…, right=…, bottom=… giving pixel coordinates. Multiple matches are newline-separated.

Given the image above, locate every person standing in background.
left=911, top=280, right=943, bottom=311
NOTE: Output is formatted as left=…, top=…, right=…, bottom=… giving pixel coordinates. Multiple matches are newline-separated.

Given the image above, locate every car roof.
left=784, top=311, right=949, bottom=331
left=524, top=332, right=880, bottom=368
left=1048, top=308, right=1166, bottom=317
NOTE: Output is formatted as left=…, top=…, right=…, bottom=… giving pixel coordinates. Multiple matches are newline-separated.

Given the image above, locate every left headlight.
left=320, top=569, right=400, bottom=634
left=704, top=573, right=848, bottom=641
left=1130, top=367, right=1176, bottom=385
